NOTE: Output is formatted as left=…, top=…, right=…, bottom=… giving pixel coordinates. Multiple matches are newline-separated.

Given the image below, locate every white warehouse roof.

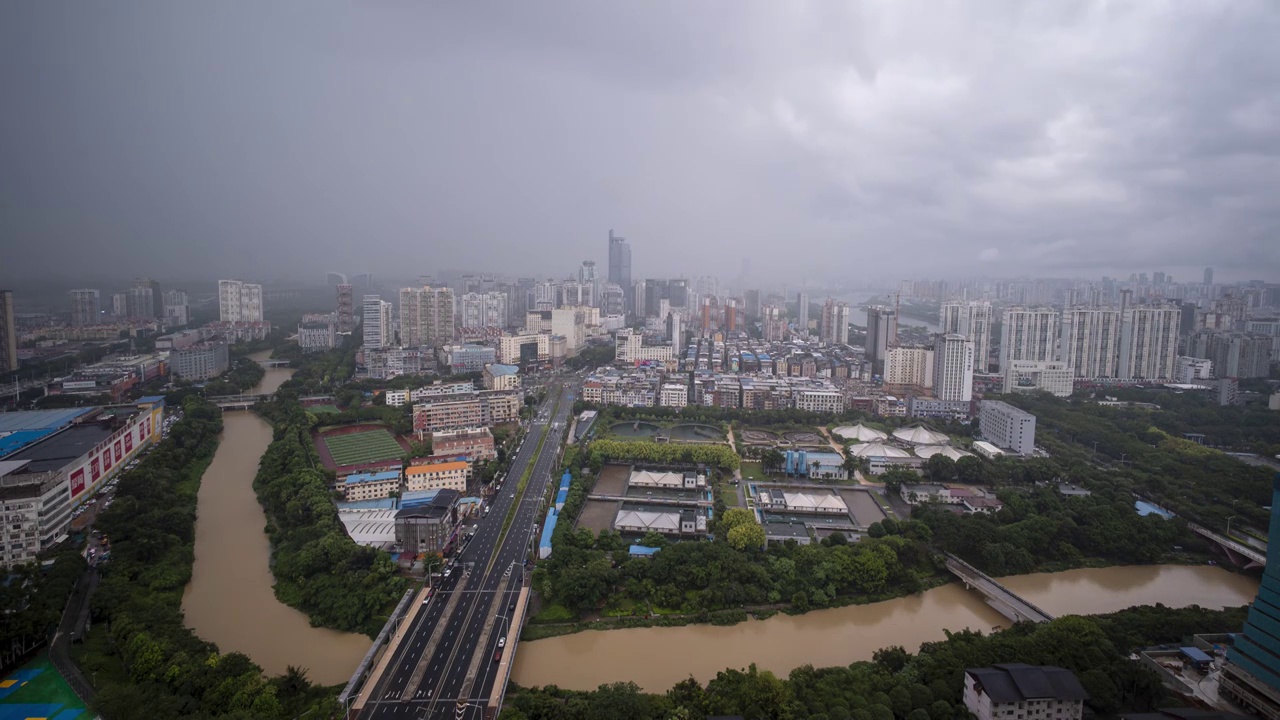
left=848, top=442, right=911, bottom=458
left=913, top=445, right=973, bottom=461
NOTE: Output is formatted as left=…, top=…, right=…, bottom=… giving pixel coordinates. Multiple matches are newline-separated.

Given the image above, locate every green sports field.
left=323, top=428, right=404, bottom=466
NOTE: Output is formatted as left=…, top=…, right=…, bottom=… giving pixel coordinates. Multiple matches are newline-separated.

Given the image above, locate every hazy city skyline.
left=3, top=2, right=1280, bottom=286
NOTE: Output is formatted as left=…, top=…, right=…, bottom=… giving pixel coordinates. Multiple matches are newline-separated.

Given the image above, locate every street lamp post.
left=1227, top=515, right=1240, bottom=538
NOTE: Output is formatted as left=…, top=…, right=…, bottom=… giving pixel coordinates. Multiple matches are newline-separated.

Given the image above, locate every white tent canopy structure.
left=913, top=445, right=973, bottom=461
left=832, top=424, right=889, bottom=442
left=848, top=442, right=911, bottom=458
left=892, top=425, right=950, bottom=445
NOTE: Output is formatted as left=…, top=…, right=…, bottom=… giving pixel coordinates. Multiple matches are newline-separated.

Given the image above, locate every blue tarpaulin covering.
left=538, top=507, right=558, bottom=559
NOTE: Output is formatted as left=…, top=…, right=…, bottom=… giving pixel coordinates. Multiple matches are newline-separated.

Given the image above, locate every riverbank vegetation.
left=75, top=397, right=341, bottom=718
left=201, top=355, right=266, bottom=396
left=504, top=604, right=1248, bottom=720
left=253, top=399, right=407, bottom=637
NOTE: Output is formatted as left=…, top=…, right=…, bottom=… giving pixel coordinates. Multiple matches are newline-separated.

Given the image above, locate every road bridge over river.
left=945, top=554, right=1055, bottom=624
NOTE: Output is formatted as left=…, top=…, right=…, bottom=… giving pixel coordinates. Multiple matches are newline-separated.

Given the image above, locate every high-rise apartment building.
left=761, top=304, right=786, bottom=341
left=69, top=289, right=101, bottom=327
left=600, top=283, right=625, bottom=317
left=940, top=301, right=992, bottom=372
left=399, top=287, right=455, bottom=348
left=818, top=299, right=850, bottom=345
left=162, top=289, right=190, bottom=327
left=0, top=290, right=16, bottom=373
left=560, top=282, right=593, bottom=308
left=363, top=295, right=391, bottom=350
left=459, top=292, right=509, bottom=329
left=132, top=278, right=162, bottom=319
left=1118, top=306, right=1180, bottom=380
left=1059, top=308, right=1120, bottom=379
left=884, top=346, right=933, bottom=388
left=607, top=230, right=631, bottom=312
left=999, top=308, right=1058, bottom=371
left=796, top=293, right=810, bottom=334
left=1203, top=267, right=1214, bottom=286
left=865, top=307, right=898, bottom=372
left=1187, top=331, right=1271, bottom=379
left=218, top=280, right=264, bottom=322
left=336, top=284, right=355, bottom=332
left=933, top=334, right=975, bottom=402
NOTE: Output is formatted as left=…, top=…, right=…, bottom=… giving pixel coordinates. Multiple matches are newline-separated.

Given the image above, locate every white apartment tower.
left=884, top=347, right=934, bottom=388
left=819, top=299, right=850, bottom=346
left=999, top=308, right=1057, bottom=371
left=933, top=334, right=975, bottom=402
left=363, top=295, right=391, bottom=350
left=1118, top=306, right=1180, bottom=380
left=218, top=279, right=264, bottom=322
left=796, top=293, right=810, bottom=333
left=1059, top=308, right=1120, bottom=378
left=940, top=301, right=992, bottom=372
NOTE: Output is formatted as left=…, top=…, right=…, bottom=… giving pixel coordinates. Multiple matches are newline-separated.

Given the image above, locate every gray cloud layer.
left=2, top=1, right=1278, bottom=284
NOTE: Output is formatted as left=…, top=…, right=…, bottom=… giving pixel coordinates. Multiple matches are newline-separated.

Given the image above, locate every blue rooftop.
left=539, top=507, right=559, bottom=553
left=136, top=395, right=167, bottom=405
left=344, top=470, right=402, bottom=485
left=1181, top=646, right=1212, bottom=663
left=336, top=497, right=399, bottom=511
left=0, top=408, right=94, bottom=434
left=487, top=364, right=519, bottom=376
left=629, top=545, right=661, bottom=557
left=1135, top=500, right=1175, bottom=519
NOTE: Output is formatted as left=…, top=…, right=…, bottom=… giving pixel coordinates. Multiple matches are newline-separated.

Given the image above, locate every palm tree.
left=810, top=460, right=822, bottom=479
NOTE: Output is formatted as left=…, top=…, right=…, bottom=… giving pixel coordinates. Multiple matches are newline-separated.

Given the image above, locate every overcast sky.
left=2, top=1, right=1279, bottom=286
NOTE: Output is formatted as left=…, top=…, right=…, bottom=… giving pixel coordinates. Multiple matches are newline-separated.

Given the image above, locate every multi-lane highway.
left=359, top=379, right=576, bottom=720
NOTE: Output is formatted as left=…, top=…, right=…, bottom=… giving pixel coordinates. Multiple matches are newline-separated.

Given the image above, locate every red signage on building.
left=124, top=433, right=133, bottom=453
left=103, top=449, right=113, bottom=472
left=91, top=457, right=101, bottom=482
left=70, top=468, right=86, bottom=497
left=114, top=441, right=122, bottom=462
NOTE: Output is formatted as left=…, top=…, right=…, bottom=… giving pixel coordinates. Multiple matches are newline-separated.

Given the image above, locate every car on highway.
left=497, top=636, right=505, bottom=648
left=493, top=648, right=502, bottom=662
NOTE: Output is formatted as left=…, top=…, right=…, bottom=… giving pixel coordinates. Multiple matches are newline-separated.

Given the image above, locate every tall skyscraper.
left=607, top=229, right=631, bottom=311
left=940, top=301, right=992, bottom=373
left=1221, top=475, right=1280, bottom=715
left=600, top=283, right=625, bottom=317
left=0, top=290, right=17, bottom=373
left=865, top=307, right=898, bottom=373
left=796, top=293, right=810, bottom=333
left=1118, top=305, right=1180, bottom=380
left=819, top=299, right=850, bottom=345
left=933, top=334, right=975, bottom=402
left=1203, top=267, right=1214, bottom=286
left=69, top=289, right=101, bottom=327
left=399, top=287, right=455, bottom=348
left=363, top=295, right=391, bottom=350
left=578, top=260, right=598, bottom=305
left=336, top=284, right=354, bottom=332
left=999, top=308, right=1058, bottom=371
left=218, top=280, right=264, bottom=322
left=1059, top=308, right=1121, bottom=378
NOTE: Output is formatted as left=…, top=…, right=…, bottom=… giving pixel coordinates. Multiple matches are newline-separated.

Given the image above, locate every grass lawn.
left=0, top=653, right=90, bottom=720
left=323, top=429, right=404, bottom=466
left=721, top=488, right=740, bottom=507
left=739, top=461, right=765, bottom=482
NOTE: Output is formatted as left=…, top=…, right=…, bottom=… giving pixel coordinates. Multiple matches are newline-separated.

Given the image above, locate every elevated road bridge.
left=945, top=553, right=1055, bottom=624
left=1188, top=523, right=1267, bottom=569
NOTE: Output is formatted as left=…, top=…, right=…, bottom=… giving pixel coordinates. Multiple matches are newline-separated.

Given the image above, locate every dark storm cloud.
left=2, top=1, right=1278, bottom=285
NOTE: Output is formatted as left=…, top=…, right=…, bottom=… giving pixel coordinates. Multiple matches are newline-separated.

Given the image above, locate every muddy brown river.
left=181, top=355, right=370, bottom=685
